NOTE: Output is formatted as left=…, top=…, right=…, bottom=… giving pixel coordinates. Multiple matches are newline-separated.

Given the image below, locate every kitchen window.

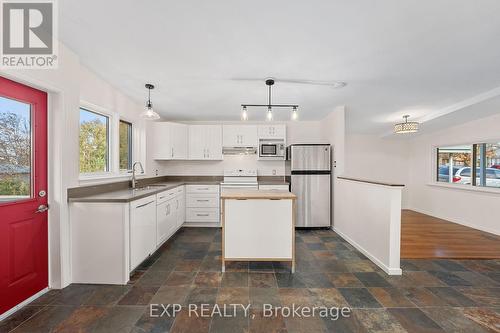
left=436, top=142, right=500, bottom=188
left=119, top=120, right=133, bottom=171
left=79, top=107, right=110, bottom=174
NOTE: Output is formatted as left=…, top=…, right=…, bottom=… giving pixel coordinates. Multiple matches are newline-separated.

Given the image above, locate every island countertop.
left=221, top=189, right=296, bottom=200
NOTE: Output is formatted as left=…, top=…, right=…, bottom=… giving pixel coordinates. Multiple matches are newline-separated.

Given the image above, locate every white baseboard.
left=408, top=207, right=499, bottom=236
left=0, top=287, right=49, bottom=321
left=332, top=227, right=402, bottom=276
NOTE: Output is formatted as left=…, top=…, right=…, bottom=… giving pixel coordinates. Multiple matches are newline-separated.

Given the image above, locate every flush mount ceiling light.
left=394, top=115, right=419, bottom=134
left=140, top=83, right=160, bottom=120
left=241, top=78, right=299, bottom=121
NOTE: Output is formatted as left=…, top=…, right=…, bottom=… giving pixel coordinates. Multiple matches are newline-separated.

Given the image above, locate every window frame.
left=78, top=101, right=145, bottom=183
left=119, top=119, right=133, bottom=172
left=78, top=105, right=112, bottom=177
left=432, top=140, right=500, bottom=193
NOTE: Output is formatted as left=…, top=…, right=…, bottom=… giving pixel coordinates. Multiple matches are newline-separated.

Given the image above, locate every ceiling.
left=59, top=0, right=500, bottom=134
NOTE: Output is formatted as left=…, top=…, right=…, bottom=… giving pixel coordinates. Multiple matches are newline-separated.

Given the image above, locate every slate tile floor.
left=1, top=228, right=500, bottom=333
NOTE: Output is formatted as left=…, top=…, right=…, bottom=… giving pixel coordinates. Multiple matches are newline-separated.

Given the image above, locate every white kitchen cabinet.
left=222, top=125, right=258, bottom=147
left=189, top=125, right=222, bottom=160
left=258, top=124, right=286, bottom=139
left=130, top=195, right=157, bottom=270
left=156, top=198, right=176, bottom=247
left=152, top=122, right=188, bottom=160
left=185, top=184, right=220, bottom=225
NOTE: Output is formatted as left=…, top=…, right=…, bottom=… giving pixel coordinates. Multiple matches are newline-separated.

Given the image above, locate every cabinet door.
left=166, top=200, right=177, bottom=237
left=239, top=125, right=258, bottom=146
left=222, top=125, right=241, bottom=147
left=176, top=195, right=185, bottom=228
left=151, top=123, right=173, bottom=159
left=130, top=197, right=157, bottom=270
left=188, top=125, right=206, bottom=160
left=206, top=125, right=222, bottom=160
left=172, top=124, right=188, bottom=159
left=156, top=201, right=169, bottom=246
left=258, top=124, right=286, bottom=139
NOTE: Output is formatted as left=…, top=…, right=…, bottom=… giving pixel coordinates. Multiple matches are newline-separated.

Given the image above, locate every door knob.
left=35, top=204, right=49, bottom=213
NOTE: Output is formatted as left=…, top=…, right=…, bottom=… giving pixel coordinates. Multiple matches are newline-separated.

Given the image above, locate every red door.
left=0, top=76, right=48, bottom=315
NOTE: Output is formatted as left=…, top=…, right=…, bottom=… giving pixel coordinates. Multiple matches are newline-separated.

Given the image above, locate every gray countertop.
left=68, top=179, right=289, bottom=203
left=68, top=181, right=220, bottom=203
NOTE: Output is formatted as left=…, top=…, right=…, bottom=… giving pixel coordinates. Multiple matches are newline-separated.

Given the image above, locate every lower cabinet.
left=130, top=195, right=157, bottom=271
left=156, top=186, right=185, bottom=248
left=185, top=184, right=220, bottom=225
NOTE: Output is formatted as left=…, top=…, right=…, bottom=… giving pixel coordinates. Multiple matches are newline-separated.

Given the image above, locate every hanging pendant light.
left=140, top=84, right=160, bottom=120
left=266, top=106, right=273, bottom=121
left=394, top=115, right=419, bottom=134
left=291, top=106, right=298, bottom=121
left=241, top=105, right=248, bottom=120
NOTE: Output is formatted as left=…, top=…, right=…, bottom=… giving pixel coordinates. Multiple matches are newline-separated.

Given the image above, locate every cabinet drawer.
left=186, top=194, right=219, bottom=208
left=157, top=188, right=178, bottom=204
left=186, top=184, right=219, bottom=194
left=186, top=208, right=220, bottom=222
left=258, top=184, right=290, bottom=191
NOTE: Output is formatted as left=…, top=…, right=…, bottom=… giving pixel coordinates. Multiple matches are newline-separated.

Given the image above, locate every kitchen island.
left=221, top=189, right=297, bottom=273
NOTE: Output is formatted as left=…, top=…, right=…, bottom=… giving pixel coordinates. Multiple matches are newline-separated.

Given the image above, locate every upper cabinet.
left=189, top=125, right=223, bottom=160
left=152, top=122, right=188, bottom=160
left=223, top=125, right=258, bottom=147
left=258, top=124, right=286, bottom=139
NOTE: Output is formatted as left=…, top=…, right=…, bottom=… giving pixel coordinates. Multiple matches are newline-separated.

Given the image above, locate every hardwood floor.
left=401, top=210, right=500, bottom=259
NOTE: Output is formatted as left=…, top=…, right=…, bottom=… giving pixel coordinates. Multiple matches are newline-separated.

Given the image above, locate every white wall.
left=1, top=43, right=147, bottom=288
left=345, top=135, right=410, bottom=208
left=335, top=179, right=402, bottom=275
left=408, top=112, right=500, bottom=235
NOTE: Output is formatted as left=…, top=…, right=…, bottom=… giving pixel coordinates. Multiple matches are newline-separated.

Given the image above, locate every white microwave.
left=259, top=140, right=286, bottom=160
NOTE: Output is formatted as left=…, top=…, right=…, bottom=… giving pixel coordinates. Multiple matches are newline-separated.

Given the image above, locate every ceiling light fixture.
left=394, top=115, right=419, bottom=134
left=241, top=78, right=298, bottom=121
left=140, top=84, right=160, bottom=120
left=291, top=106, right=298, bottom=121
left=241, top=106, right=248, bottom=121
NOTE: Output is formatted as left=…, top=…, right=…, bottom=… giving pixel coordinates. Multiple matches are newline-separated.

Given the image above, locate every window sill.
left=79, top=172, right=145, bottom=186
left=427, top=182, right=500, bottom=194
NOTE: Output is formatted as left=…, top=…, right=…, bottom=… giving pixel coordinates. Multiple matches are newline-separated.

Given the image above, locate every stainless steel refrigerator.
left=287, top=144, right=331, bottom=227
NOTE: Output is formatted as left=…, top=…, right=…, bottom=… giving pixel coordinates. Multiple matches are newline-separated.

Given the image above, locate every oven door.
left=260, top=144, right=278, bottom=157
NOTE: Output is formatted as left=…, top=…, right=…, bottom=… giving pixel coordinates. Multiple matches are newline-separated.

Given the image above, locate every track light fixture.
left=241, top=78, right=298, bottom=121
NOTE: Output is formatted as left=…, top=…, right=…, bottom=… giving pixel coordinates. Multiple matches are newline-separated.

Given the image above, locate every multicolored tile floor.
left=1, top=228, right=499, bottom=332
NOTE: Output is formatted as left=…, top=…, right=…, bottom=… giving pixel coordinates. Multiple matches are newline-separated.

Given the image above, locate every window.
left=436, top=146, right=472, bottom=183
left=436, top=142, right=500, bottom=189
left=0, top=96, right=32, bottom=201
left=79, top=108, right=109, bottom=173
left=119, top=120, right=132, bottom=171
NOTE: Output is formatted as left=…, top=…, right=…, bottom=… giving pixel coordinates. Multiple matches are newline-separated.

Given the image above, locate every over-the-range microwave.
left=259, top=139, right=286, bottom=160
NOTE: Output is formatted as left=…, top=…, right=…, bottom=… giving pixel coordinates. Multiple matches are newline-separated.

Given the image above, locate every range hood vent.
left=222, top=147, right=257, bottom=155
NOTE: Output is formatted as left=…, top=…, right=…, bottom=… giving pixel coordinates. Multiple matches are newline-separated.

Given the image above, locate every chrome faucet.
left=131, top=161, right=144, bottom=189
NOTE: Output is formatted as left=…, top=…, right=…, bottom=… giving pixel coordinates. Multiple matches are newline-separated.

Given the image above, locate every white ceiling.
left=59, top=0, right=500, bottom=134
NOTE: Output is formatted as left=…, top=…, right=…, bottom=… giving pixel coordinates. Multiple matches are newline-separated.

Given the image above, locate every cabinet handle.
left=176, top=200, right=179, bottom=209
left=198, top=188, right=209, bottom=190
left=136, top=200, right=155, bottom=208
left=159, top=196, right=165, bottom=200
left=196, top=213, right=209, bottom=217
left=171, top=147, right=174, bottom=158
left=197, top=199, right=210, bottom=202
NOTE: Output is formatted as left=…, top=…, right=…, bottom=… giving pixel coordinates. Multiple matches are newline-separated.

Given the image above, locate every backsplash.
left=153, top=155, right=286, bottom=176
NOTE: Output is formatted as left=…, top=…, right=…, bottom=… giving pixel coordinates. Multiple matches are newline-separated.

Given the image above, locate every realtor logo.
left=1, top=0, right=58, bottom=68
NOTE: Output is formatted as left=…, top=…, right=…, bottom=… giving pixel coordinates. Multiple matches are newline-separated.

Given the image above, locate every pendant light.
left=291, top=106, right=298, bottom=121
left=140, top=84, right=160, bottom=120
left=394, top=115, right=419, bottom=134
left=266, top=106, right=273, bottom=121
left=241, top=106, right=248, bottom=120
left=242, top=79, right=297, bottom=121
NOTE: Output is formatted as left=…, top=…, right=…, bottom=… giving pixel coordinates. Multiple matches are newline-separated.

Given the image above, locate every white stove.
left=220, top=169, right=258, bottom=189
